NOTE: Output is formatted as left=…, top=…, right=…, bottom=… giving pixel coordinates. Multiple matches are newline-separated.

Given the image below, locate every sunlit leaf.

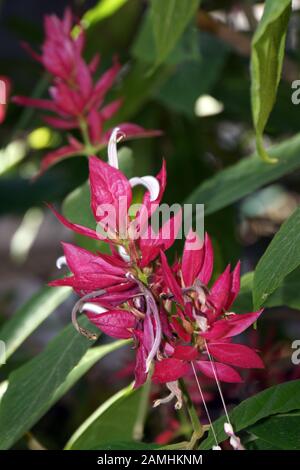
left=0, top=286, right=71, bottom=360
left=186, top=133, right=300, bottom=215
left=82, top=0, right=128, bottom=27
left=65, top=384, right=142, bottom=450
left=251, top=0, right=292, bottom=163
left=0, top=317, right=128, bottom=449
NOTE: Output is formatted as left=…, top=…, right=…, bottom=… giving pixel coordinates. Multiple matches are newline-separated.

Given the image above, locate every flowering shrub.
left=1, top=0, right=300, bottom=453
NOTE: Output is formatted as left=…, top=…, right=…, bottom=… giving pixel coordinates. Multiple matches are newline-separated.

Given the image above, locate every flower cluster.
left=50, top=128, right=264, bottom=449
left=13, top=9, right=160, bottom=175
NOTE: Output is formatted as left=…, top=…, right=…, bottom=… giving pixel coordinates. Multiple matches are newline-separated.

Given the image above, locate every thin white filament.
left=204, top=340, right=231, bottom=424
left=204, top=340, right=244, bottom=450
left=191, top=361, right=220, bottom=449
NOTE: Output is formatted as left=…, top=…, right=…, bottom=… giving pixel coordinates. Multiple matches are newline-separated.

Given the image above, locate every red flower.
left=49, top=131, right=264, bottom=414
left=13, top=9, right=161, bottom=174
left=152, top=230, right=264, bottom=385
left=50, top=130, right=180, bottom=387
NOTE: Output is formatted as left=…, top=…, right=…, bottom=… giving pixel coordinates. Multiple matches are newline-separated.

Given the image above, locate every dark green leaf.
left=233, top=267, right=300, bottom=313
left=247, top=413, right=300, bottom=450
left=253, top=207, right=300, bottom=309
left=133, top=14, right=198, bottom=66
left=251, top=0, right=292, bottom=163
left=150, top=0, right=200, bottom=67
left=156, top=33, right=228, bottom=116
left=185, top=133, right=300, bottom=215
left=199, top=379, right=300, bottom=449
left=247, top=438, right=281, bottom=450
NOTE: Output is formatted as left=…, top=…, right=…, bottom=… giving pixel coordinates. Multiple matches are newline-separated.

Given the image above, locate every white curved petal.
left=224, top=422, right=234, bottom=436
left=107, top=127, right=124, bottom=168
left=56, top=256, right=67, bottom=270
left=118, top=245, right=130, bottom=262
left=212, top=446, right=222, bottom=450
left=81, top=303, right=108, bottom=315
left=129, top=176, right=160, bottom=202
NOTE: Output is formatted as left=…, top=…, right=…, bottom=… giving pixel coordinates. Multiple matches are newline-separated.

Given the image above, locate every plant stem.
left=179, top=379, right=204, bottom=449
left=79, top=117, right=95, bottom=154
left=133, top=369, right=152, bottom=441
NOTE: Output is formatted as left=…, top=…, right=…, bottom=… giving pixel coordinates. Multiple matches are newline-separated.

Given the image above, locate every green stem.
left=132, top=373, right=152, bottom=441
left=79, top=117, right=95, bottom=154
left=179, top=379, right=204, bottom=449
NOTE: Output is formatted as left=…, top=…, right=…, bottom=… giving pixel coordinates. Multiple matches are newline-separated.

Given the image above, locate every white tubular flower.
left=108, top=128, right=160, bottom=201
left=80, top=303, right=108, bottom=315
left=56, top=256, right=67, bottom=269
left=224, top=422, right=244, bottom=450
left=153, top=381, right=183, bottom=410
left=118, top=245, right=131, bottom=262
left=212, top=446, right=222, bottom=450
left=107, top=127, right=123, bottom=168
left=129, top=176, right=160, bottom=202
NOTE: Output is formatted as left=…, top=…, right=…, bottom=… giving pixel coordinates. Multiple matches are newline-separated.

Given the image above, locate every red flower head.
left=50, top=132, right=264, bottom=451
left=13, top=8, right=161, bottom=175
left=152, top=230, right=264, bottom=387
left=50, top=129, right=181, bottom=387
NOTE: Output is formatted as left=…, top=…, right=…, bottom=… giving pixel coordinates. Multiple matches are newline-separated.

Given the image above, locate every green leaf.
left=133, top=13, right=198, bottom=66
left=200, top=380, right=300, bottom=449
left=82, top=0, right=128, bottom=27
left=63, top=181, right=94, bottom=229
left=253, top=207, right=300, bottom=309
left=185, top=132, right=300, bottom=215
left=0, top=286, right=71, bottom=360
left=0, top=381, right=8, bottom=404
left=251, top=0, right=292, bottom=163
left=156, top=33, right=228, bottom=116
left=150, top=0, right=200, bottom=67
left=65, top=384, right=142, bottom=450
left=247, top=438, right=280, bottom=450
left=0, top=316, right=127, bottom=449
left=199, top=379, right=300, bottom=449
left=233, top=267, right=300, bottom=313
left=247, top=414, right=300, bottom=450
